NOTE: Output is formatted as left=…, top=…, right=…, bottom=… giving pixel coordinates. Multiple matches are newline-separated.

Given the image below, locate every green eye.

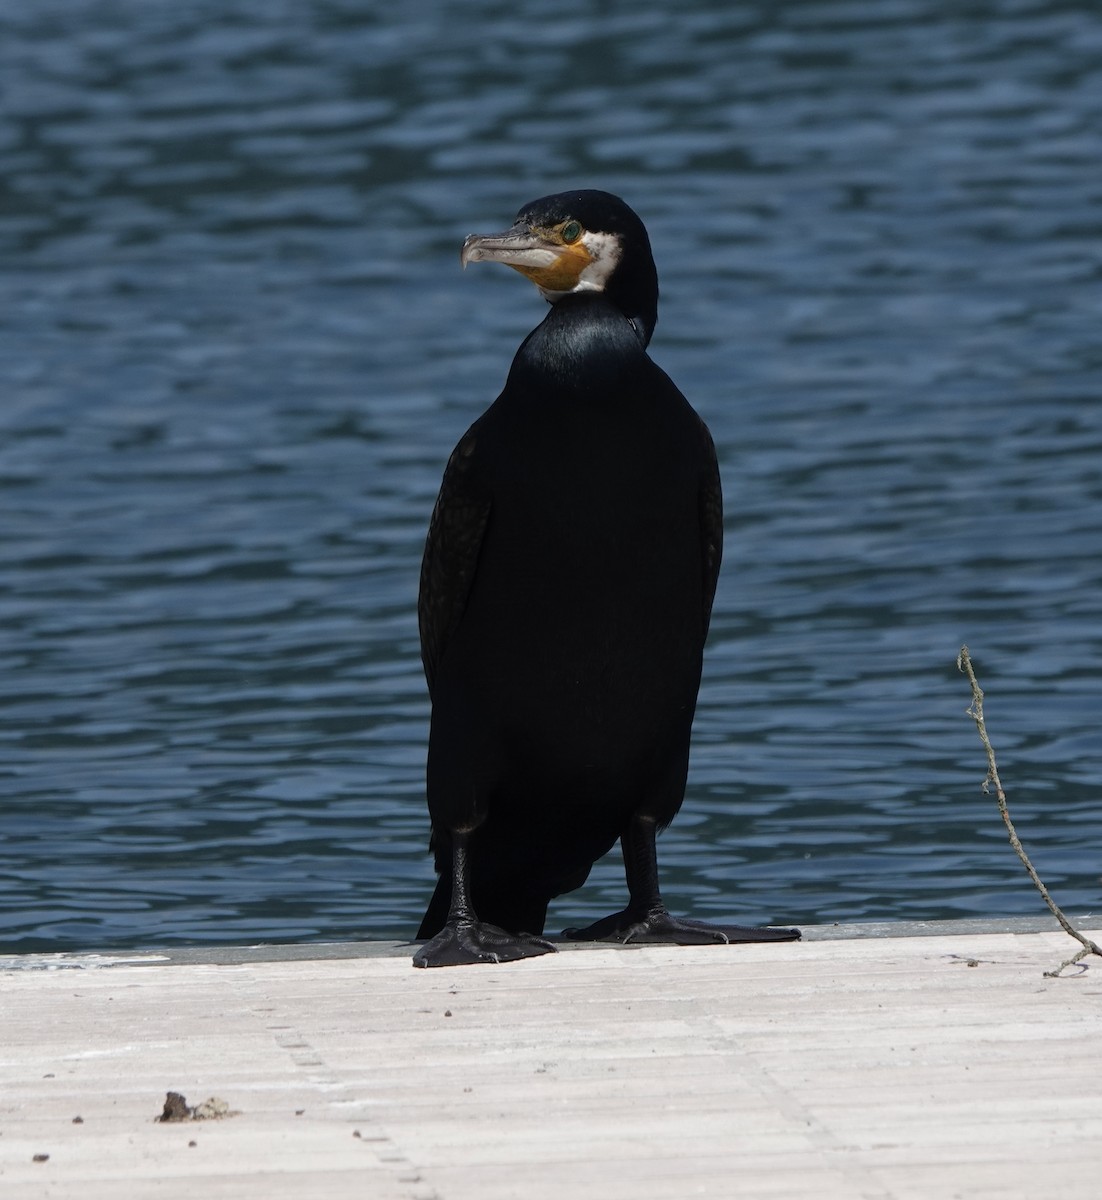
left=560, top=220, right=582, bottom=243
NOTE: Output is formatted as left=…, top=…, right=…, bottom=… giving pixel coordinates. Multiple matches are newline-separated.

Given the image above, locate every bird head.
left=460, top=190, right=659, bottom=346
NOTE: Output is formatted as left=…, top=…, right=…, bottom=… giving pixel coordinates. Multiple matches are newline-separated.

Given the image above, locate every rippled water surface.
left=2, top=0, right=1100, bottom=951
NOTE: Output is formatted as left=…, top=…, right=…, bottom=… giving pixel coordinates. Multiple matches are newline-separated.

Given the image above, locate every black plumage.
left=413, top=190, right=799, bottom=967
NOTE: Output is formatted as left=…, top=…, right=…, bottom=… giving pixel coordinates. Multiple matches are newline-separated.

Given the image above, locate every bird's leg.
left=413, top=830, right=557, bottom=968
left=563, top=812, right=801, bottom=945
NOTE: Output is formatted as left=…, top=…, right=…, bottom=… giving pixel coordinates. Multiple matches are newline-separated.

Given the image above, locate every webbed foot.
left=563, top=908, right=801, bottom=946
left=413, top=919, right=557, bottom=968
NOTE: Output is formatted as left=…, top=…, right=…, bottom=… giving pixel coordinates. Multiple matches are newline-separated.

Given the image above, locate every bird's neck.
left=510, top=295, right=650, bottom=398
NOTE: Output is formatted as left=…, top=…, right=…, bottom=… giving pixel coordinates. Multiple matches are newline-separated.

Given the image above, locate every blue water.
left=2, top=0, right=1100, bottom=951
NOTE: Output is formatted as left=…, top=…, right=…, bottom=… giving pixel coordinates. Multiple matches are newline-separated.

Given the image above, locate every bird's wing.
left=418, top=427, right=492, bottom=700
left=697, top=417, right=724, bottom=636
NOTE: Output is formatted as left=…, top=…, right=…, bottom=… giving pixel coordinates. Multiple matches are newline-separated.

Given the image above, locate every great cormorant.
left=414, top=190, right=800, bottom=968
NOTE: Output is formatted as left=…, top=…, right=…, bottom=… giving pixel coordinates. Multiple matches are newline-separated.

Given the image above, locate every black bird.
left=414, top=190, right=799, bottom=967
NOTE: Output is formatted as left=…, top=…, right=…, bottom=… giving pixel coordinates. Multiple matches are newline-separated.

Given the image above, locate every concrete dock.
left=2, top=919, right=1100, bottom=1199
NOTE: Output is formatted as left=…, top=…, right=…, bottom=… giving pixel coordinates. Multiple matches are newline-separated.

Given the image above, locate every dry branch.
left=957, top=645, right=1101, bottom=977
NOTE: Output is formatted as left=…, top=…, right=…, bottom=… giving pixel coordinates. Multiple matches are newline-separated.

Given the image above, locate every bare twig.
left=957, top=645, right=1101, bottom=977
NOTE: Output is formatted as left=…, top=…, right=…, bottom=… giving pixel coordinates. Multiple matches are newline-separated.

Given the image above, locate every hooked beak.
left=460, top=223, right=593, bottom=293
left=461, top=223, right=558, bottom=270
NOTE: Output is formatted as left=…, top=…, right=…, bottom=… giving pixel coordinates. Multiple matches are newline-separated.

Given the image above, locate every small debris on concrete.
left=72, top=1115, right=84, bottom=1124
left=159, top=1092, right=191, bottom=1122
left=192, top=1097, right=234, bottom=1120
left=33, top=1153, right=50, bottom=1163
left=157, top=1092, right=239, bottom=1123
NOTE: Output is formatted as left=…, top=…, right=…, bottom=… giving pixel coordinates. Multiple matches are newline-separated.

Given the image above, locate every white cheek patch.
left=574, top=230, right=621, bottom=293
left=537, top=231, right=623, bottom=301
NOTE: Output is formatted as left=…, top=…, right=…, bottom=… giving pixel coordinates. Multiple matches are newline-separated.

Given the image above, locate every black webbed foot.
left=563, top=908, right=801, bottom=946
left=413, top=919, right=557, bottom=968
